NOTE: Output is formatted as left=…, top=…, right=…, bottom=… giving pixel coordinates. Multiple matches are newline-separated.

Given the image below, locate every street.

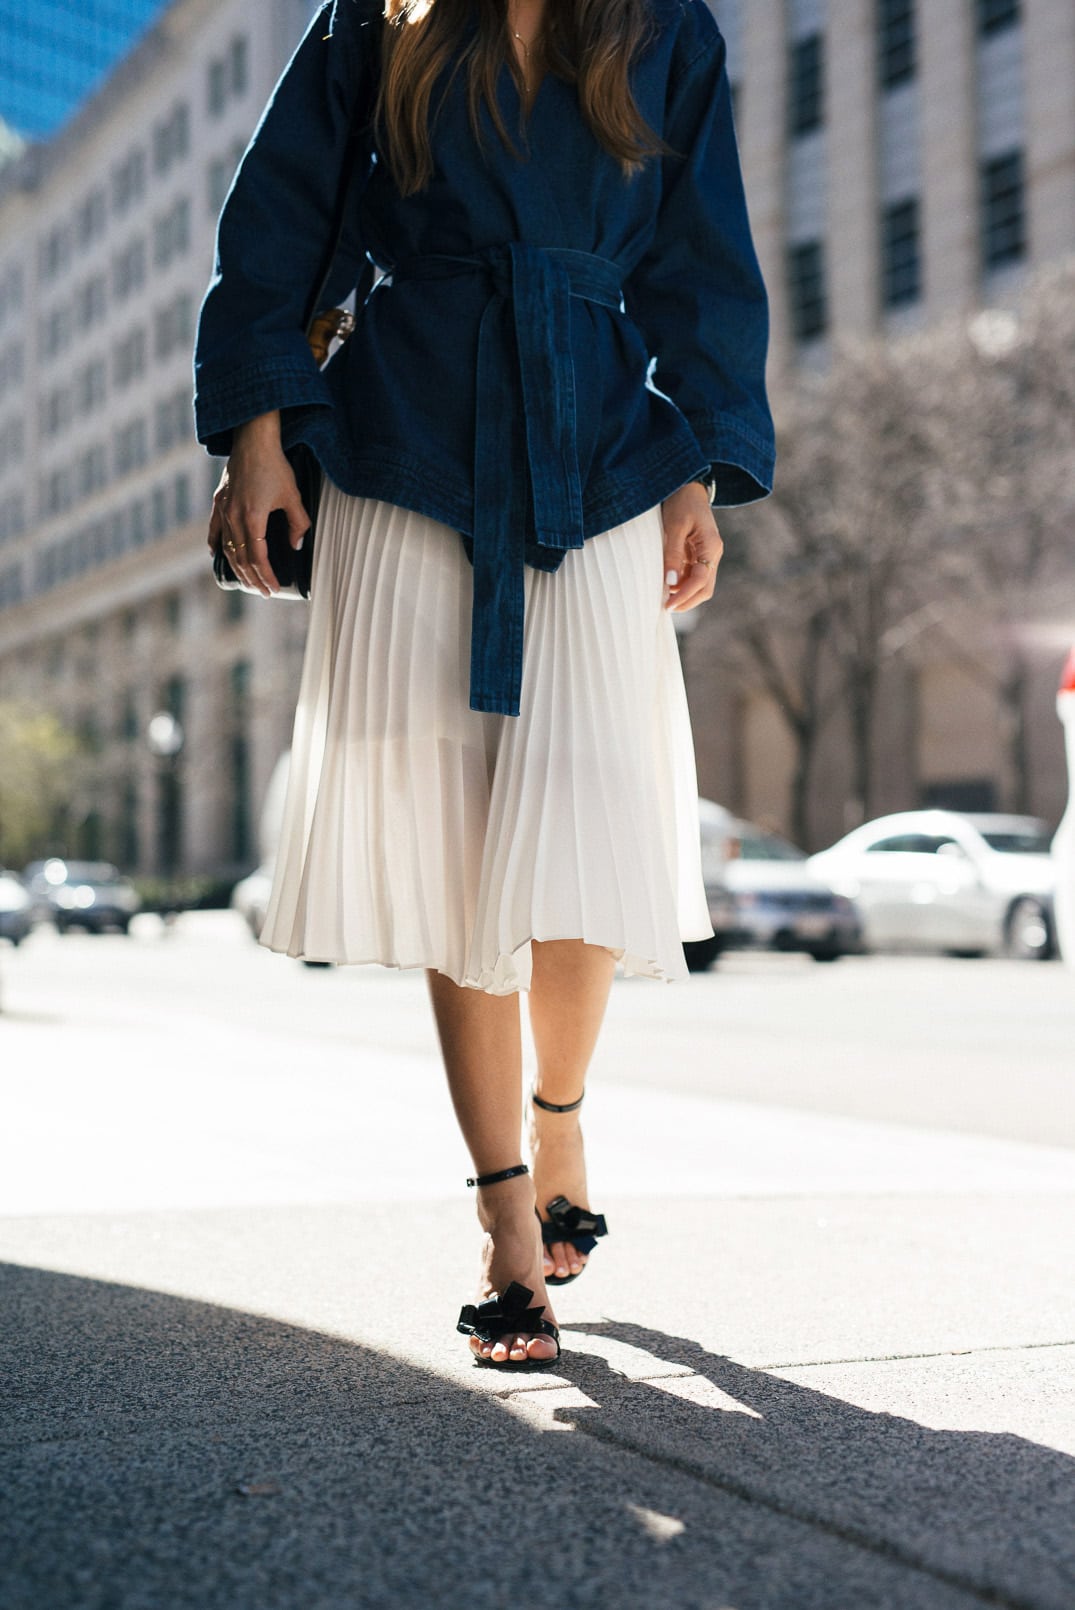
left=0, top=917, right=1073, bottom=1609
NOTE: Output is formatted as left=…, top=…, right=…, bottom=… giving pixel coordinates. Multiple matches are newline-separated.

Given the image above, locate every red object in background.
left=1061, top=648, right=1075, bottom=694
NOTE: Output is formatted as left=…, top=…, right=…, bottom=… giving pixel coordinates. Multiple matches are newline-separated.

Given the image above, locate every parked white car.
left=808, top=811, right=1057, bottom=960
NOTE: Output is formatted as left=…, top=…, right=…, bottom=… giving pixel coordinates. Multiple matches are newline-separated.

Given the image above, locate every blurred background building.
left=0, top=0, right=1072, bottom=876
left=700, top=0, right=1075, bottom=843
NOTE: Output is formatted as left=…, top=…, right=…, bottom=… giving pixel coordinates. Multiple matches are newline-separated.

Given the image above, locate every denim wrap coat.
left=192, top=0, right=775, bottom=716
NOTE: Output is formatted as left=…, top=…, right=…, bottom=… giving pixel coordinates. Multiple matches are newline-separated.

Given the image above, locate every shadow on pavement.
left=0, top=1263, right=1069, bottom=1610
left=560, top=1322, right=1074, bottom=1610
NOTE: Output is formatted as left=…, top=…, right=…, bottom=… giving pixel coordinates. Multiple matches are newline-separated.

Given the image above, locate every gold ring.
left=696, top=557, right=715, bottom=570
left=224, top=540, right=238, bottom=553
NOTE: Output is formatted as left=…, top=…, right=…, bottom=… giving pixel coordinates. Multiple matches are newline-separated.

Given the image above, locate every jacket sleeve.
left=622, top=8, right=775, bottom=505
left=192, top=0, right=380, bottom=458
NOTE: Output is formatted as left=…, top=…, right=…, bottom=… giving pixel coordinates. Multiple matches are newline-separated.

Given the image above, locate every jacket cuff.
left=690, top=413, right=775, bottom=506
left=193, top=355, right=333, bottom=457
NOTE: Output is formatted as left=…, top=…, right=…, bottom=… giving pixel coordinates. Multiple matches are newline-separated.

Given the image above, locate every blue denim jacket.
left=193, top=0, right=774, bottom=716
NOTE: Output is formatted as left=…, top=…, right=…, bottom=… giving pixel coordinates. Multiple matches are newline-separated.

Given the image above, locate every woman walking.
left=193, top=0, right=773, bottom=1368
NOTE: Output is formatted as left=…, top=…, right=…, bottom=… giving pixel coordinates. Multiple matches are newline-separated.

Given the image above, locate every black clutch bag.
left=211, top=441, right=321, bottom=600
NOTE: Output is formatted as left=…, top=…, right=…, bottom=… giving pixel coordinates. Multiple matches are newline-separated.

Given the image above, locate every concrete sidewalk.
left=0, top=923, right=1073, bottom=1608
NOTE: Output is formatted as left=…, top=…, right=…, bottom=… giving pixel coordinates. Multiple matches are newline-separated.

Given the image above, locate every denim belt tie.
left=388, top=243, right=624, bottom=717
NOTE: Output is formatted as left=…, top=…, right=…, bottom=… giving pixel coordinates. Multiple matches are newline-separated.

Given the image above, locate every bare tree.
left=703, top=336, right=953, bottom=843
left=916, top=261, right=1075, bottom=810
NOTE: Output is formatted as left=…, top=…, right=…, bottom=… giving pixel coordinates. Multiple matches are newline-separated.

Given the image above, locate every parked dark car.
left=22, top=858, right=141, bottom=935
left=0, top=868, right=32, bottom=945
left=724, top=825, right=862, bottom=961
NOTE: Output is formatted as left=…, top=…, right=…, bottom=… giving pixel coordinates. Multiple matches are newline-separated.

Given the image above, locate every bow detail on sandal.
left=540, top=1196, right=608, bottom=1257
left=457, top=1281, right=561, bottom=1367
left=530, top=1086, right=610, bottom=1285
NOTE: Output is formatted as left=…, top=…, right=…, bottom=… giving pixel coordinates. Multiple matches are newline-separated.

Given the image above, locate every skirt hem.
left=256, top=922, right=714, bottom=994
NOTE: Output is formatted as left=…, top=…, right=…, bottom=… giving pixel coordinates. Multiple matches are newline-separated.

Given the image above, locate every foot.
left=529, top=1097, right=590, bottom=1282
left=471, top=1174, right=559, bottom=1364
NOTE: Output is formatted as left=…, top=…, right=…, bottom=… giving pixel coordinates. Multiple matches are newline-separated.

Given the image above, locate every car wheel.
left=1004, top=897, right=1054, bottom=961
left=806, top=946, right=842, bottom=963
left=683, top=937, right=722, bottom=972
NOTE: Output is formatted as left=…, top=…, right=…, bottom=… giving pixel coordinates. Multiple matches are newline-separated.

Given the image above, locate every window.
left=129, top=497, right=149, bottom=547
left=980, top=149, right=1026, bottom=270
left=74, top=273, right=108, bottom=329
left=209, top=37, right=249, bottom=115
left=42, top=386, right=73, bottom=439
left=111, top=149, right=146, bottom=215
left=230, top=36, right=249, bottom=96
left=977, top=0, right=1020, bottom=37
left=40, top=464, right=75, bottom=519
left=41, top=302, right=72, bottom=360
left=0, top=264, right=23, bottom=329
left=154, top=293, right=194, bottom=361
left=76, top=359, right=108, bottom=415
left=0, top=416, right=24, bottom=470
left=877, top=0, right=915, bottom=89
left=112, top=238, right=147, bottom=302
left=0, top=341, right=23, bottom=395
left=153, top=103, right=190, bottom=175
left=174, top=472, right=192, bottom=524
left=156, top=388, right=192, bottom=454
left=208, top=58, right=228, bottom=117
left=76, top=444, right=109, bottom=496
left=114, top=417, right=149, bottom=478
left=76, top=188, right=108, bottom=246
left=40, top=224, right=72, bottom=284
left=0, top=491, right=25, bottom=544
left=788, top=33, right=824, bottom=137
left=153, top=197, right=191, bottom=269
left=113, top=328, right=147, bottom=390
left=880, top=197, right=921, bottom=307
left=153, top=484, right=170, bottom=538
left=787, top=240, right=828, bottom=341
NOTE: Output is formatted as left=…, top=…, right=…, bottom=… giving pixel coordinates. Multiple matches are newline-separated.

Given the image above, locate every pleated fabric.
left=258, top=478, right=714, bottom=994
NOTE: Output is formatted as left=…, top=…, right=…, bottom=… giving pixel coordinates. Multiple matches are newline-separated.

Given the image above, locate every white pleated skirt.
left=258, top=477, right=714, bottom=994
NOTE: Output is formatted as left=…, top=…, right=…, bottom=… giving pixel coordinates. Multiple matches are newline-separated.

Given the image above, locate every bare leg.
left=527, top=939, right=616, bottom=1279
left=425, top=969, right=557, bottom=1363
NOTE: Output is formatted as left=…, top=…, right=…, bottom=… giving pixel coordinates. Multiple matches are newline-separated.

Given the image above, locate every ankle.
left=474, top=1173, right=536, bottom=1232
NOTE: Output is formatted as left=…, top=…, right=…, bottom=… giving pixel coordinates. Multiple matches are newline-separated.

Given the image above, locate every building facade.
left=0, top=0, right=321, bottom=877
left=696, top=0, right=1075, bottom=844
left=0, top=0, right=1073, bottom=877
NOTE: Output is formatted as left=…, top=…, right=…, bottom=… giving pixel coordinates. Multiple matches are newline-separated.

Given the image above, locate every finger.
left=662, top=527, right=690, bottom=599
left=286, top=496, right=312, bottom=551
left=671, top=560, right=718, bottom=612
left=231, top=507, right=274, bottom=597
left=247, top=531, right=281, bottom=596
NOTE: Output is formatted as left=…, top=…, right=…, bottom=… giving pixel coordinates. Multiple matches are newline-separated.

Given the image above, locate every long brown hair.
left=373, top=0, right=671, bottom=195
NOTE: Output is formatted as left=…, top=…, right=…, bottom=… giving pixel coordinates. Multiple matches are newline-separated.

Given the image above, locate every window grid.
left=787, top=240, right=828, bottom=341
left=877, top=0, right=915, bottom=90
left=980, top=149, right=1027, bottom=270
left=788, top=33, right=824, bottom=139
left=977, top=0, right=1020, bottom=37
left=880, top=197, right=922, bottom=307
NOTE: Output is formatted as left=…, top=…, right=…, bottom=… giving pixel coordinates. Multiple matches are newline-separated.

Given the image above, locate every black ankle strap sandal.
left=530, top=1088, right=609, bottom=1286
left=457, top=1280, right=561, bottom=1369
left=459, top=1164, right=561, bottom=1368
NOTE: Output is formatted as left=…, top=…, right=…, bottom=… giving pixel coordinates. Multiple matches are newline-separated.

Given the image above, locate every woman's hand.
left=207, top=411, right=311, bottom=597
left=660, top=481, right=723, bottom=612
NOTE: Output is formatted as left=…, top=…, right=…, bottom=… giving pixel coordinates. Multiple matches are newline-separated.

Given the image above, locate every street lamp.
left=146, top=710, right=185, bottom=890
